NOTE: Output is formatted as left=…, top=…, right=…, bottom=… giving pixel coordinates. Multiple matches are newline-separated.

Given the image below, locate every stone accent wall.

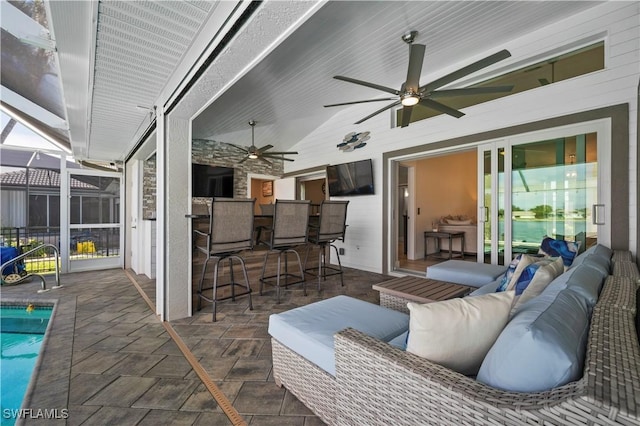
left=191, top=139, right=284, bottom=196
left=141, top=139, right=283, bottom=219
left=142, top=154, right=156, bottom=220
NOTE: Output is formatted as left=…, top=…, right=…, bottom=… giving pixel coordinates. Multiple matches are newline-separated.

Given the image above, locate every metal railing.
left=1, top=243, right=62, bottom=293
left=1, top=226, right=120, bottom=273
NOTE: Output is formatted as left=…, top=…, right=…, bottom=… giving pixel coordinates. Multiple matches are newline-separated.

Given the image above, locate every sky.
left=1, top=112, right=72, bottom=174
left=1, top=112, right=59, bottom=151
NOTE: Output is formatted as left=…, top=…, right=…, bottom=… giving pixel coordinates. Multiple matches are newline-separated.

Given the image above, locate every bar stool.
left=195, top=197, right=255, bottom=321
left=304, top=200, right=349, bottom=290
left=258, top=199, right=310, bottom=303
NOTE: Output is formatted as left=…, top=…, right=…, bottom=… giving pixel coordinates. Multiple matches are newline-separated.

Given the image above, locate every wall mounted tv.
left=326, top=159, right=374, bottom=196
left=192, top=164, right=234, bottom=197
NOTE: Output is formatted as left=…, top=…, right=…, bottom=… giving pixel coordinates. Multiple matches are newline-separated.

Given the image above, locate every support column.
left=156, top=108, right=192, bottom=320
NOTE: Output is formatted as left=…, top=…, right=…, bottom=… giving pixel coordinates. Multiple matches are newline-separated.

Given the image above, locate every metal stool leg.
left=197, top=256, right=211, bottom=311
left=317, top=244, right=323, bottom=292
left=260, top=251, right=271, bottom=296
left=290, top=248, right=307, bottom=297
left=276, top=252, right=282, bottom=303
left=235, top=255, right=253, bottom=312
left=212, top=258, right=221, bottom=322
left=331, top=244, right=344, bottom=287
left=228, top=257, right=236, bottom=301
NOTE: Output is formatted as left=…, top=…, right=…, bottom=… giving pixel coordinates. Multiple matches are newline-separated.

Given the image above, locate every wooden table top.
left=424, top=231, right=465, bottom=237
left=372, top=276, right=472, bottom=303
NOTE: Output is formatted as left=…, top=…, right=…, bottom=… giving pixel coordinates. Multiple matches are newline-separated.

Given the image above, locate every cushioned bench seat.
left=426, top=260, right=508, bottom=288
left=268, top=295, right=408, bottom=376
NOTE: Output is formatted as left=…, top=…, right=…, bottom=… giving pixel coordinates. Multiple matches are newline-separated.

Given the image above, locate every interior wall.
left=251, top=178, right=274, bottom=214
left=192, top=139, right=284, bottom=197
left=414, top=150, right=477, bottom=234
left=303, top=179, right=325, bottom=204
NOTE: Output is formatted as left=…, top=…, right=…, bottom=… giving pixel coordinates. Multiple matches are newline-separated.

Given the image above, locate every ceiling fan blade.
left=405, top=44, right=426, bottom=91
left=263, top=155, right=296, bottom=162
left=257, top=144, right=274, bottom=153
left=228, top=143, right=249, bottom=153
left=238, top=155, right=249, bottom=164
left=421, top=49, right=511, bottom=93
left=429, top=85, right=514, bottom=98
left=258, top=157, right=272, bottom=166
left=418, top=98, right=465, bottom=118
left=334, top=76, right=399, bottom=96
left=399, top=105, right=414, bottom=128
left=354, top=100, right=401, bottom=124
left=261, top=151, right=298, bottom=155
left=324, top=97, right=398, bottom=107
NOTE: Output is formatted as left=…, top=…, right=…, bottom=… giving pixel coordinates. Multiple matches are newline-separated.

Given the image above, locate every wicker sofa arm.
left=335, top=273, right=640, bottom=425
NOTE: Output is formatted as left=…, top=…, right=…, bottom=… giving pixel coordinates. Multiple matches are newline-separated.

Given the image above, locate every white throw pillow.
left=406, top=290, right=515, bottom=376
left=503, top=254, right=539, bottom=291
left=510, top=257, right=564, bottom=315
left=446, top=219, right=472, bottom=225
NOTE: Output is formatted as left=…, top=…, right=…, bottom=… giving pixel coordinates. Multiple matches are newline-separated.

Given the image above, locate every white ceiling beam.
left=0, top=86, right=67, bottom=129
left=0, top=101, right=72, bottom=154
left=1, top=0, right=56, bottom=51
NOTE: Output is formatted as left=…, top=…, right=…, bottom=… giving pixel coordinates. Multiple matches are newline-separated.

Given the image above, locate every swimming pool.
left=1, top=304, right=52, bottom=426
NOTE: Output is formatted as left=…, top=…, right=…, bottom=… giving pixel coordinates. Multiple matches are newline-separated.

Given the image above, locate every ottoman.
left=269, top=295, right=408, bottom=376
left=268, top=295, right=409, bottom=425
left=426, top=260, right=507, bottom=288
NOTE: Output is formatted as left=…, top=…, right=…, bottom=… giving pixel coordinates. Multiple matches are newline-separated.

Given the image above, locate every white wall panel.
left=286, top=2, right=639, bottom=272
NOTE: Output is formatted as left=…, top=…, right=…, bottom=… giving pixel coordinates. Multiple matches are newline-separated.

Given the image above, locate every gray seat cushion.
left=268, top=295, right=408, bottom=376
left=427, top=260, right=508, bottom=288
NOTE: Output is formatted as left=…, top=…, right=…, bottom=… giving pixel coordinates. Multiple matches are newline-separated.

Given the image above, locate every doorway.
left=395, top=150, right=477, bottom=274
left=67, top=169, right=123, bottom=272
left=297, top=173, right=327, bottom=214
left=248, top=173, right=279, bottom=215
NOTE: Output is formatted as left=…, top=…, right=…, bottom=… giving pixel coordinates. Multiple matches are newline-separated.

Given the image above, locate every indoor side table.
left=424, top=231, right=465, bottom=260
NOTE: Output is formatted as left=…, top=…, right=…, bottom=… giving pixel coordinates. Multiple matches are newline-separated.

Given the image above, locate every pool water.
left=1, top=305, right=51, bottom=426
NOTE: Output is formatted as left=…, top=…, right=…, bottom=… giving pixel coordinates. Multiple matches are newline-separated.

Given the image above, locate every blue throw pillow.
left=513, top=263, right=542, bottom=295
left=496, top=254, right=523, bottom=292
left=539, top=237, right=580, bottom=267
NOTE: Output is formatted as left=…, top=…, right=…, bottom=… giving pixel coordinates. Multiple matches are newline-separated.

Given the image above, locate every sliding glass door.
left=478, top=121, right=610, bottom=265
left=477, top=143, right=506, bottom=264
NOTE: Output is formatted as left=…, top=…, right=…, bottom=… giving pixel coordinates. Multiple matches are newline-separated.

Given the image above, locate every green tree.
left=531, top=204, right=553, bottom=219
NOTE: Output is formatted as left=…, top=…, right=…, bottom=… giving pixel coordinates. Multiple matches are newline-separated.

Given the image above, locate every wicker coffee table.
left=372, top=276, right=472, bottom=314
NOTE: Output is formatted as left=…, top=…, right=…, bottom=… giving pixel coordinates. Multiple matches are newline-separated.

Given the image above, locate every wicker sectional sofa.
left=270, top=247, right=640, bottom=425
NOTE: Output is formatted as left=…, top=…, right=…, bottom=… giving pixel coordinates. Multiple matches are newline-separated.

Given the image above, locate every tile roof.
left=0, top=169, right=98, bottom=189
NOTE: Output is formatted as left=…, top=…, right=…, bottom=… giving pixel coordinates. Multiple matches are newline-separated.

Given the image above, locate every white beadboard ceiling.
left=52, top=1, right=605, bottom=161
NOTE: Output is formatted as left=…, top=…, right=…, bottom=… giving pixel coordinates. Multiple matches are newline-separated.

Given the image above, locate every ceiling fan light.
left=248, top=153, right=258, bottom=159
left=401, top=94, right=420, bottom=106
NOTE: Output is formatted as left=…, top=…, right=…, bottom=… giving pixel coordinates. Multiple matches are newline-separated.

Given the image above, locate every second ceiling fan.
left=229, top=120, right=298, bottom=164
left=325, top=31, right=514, bottom=128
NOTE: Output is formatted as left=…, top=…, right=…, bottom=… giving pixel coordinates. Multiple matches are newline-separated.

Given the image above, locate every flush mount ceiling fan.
left=324, top=31, right=514, bottom=128
left=229, top=120, right=298, bottom=164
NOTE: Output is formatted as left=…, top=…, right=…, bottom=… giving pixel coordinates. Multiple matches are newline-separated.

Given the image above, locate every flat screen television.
left=326, top=159, right=374, bottom=196
left=192, top=164, right=234, bottom=197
